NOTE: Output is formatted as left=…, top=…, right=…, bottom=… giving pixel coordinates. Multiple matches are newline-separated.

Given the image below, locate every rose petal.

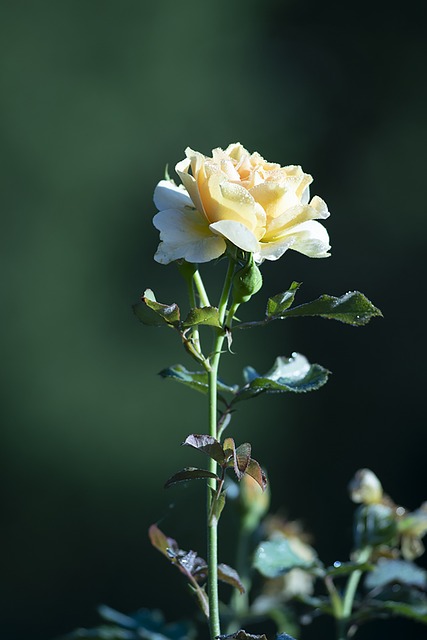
left=301, top=184, right=311, bottom=205
left=199, top=173, right=263, bottom=234
left=154, top=237, right=226, bottom=264
left=175, top=157, right=206, bottom=214
left=209, top=220, right=260, bottom=253
left=153, top=180, right=193, bottom=211
left=309, top=195, right=329, bottom=219
left=255, top=238, right=294, bottom=263
left=262, top=197, right=330, bottom=242
left=285, top=220, right=331, bottom=258
left=153, top=208, right=226, bottom=264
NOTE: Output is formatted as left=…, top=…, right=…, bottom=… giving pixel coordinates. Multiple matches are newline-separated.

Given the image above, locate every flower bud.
left=232, top=254, right=263, bottom=304
left=349, top=468, right=383, bottom=505
left=353, top=503, right=397, bottom=549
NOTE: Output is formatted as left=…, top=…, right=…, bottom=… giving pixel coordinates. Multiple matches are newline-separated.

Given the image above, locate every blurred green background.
left=1, top=1, right=426, bottom=639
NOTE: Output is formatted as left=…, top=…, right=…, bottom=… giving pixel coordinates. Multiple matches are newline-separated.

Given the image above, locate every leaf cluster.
left=148, top=524, right=245, bottom=618
left=252, top=473, right=427, bottom=636
left=165, top=434, right=266, bottom=493
left=55, top=605, right=195, bottom=640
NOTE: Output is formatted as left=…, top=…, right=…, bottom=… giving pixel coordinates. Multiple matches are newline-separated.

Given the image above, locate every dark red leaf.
left=183, top=434, right=225, bottom=464
left=164, top=467, right=220, bottom=488
left=245, top=459, right=267, bottom=491
left=148, top=524, right=178, bottom=558
left=218, top=563, right=245, bottom=594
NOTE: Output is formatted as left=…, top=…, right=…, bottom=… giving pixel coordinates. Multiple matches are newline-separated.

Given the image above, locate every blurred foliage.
left=1, top=1, right=426, bottom=639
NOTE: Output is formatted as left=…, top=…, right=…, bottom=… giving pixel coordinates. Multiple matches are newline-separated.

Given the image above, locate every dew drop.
left=333, top=560, right=342, bottom=568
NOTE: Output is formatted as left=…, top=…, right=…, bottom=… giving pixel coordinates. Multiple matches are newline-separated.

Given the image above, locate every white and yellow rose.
left=153, top=143, right=330, bottom=265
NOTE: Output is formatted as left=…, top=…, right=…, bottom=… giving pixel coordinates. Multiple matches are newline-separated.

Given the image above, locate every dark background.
left=1, top=1, right=426, bottom=639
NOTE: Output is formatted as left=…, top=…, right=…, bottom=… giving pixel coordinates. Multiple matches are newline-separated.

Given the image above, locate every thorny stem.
left=207, top=257, right=236, bottom=640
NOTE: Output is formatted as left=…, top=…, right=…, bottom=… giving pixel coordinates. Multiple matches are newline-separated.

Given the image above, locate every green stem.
left=227, top=520, right=251, bottom=632
left=225, top=301, right=240, bottom=328
left=207, top=258, right=235, bottom=640
left=336, top=546, right=371, bottom=640
left=186, top=271, right=201, bottom=356
left=193, top=269, right=211, bottom=307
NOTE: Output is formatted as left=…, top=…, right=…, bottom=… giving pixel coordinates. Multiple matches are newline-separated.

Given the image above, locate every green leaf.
left=234, top=354, right=329, bottom=402
left=164, top=467, right=220, bottom=488
left=183, top=434, right=225, bottom=465
left=56, top=628, right=130, bottom=639
left=182, top=306, right=221, bottom=328
left=218, top=563, right=245, bottom=594
left=218, top=632, right=267, bottom=640
left=297, top=594, right=334, bottom=615
left=354, top=504, right=398, bottom=548
left=365, top=559, right=427, bottom=590
left=266, top=282, right=302, bottom=317
left=325, top=561, right=373, bottom=577
left=254, top=536, right=318, bottom=578
left=236, top=290, right=382, bottom=329
left=133, top=302, right=168, bottom=327
left=143, top=289, right=181, bottom=324
left=159, top=364, right=237, bottom=396
left=278, top=291, right=382, bottom=326
left=373, top=600, right=427, bottom=623
left=100, top=606, right=196, bottom=640
left=209, top=488, right=226, bottom=526
left=57, top=607, right=196, bottom=640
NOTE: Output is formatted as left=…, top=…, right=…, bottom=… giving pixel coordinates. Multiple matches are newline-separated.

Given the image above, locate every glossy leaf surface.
left=278, top=291, right=382, bottom=325
left=182, top=306, right=221, bottom=328
left=266, top=282, right=302, bottom=316
left=236, top=290, right=382, bottom=329
left=218, top=563, right=245, bottom=594
left=142, top=289, right=181, bottom=325
left=365, top=558, right=427, bottom=590
left=254, top=536, right=318, bottom=578
left=159, top=365, right=237, bottom=396
left=183, top=434, right=225, bottom=464
left=164, top=467, right=219, bottom=488
left=235, top=354, right=329, bottom=402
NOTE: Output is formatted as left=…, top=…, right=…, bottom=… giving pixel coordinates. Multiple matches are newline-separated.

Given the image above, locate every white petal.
left=286, top=220, right=331, bottom=258
left=255, top=238, right=294, bottom=262
left=309, top=195, right=329, bottom=219
left=153, top=179, right=193, bottom=211
left=301, top=184, right=310, bottom=205
left=175, top=157, right=206, bottom=213
left=154, top=237, right=226, bottom=264
left=209, top=220, right=259, bottom=253
left=153, top=208, right=226, bottom=264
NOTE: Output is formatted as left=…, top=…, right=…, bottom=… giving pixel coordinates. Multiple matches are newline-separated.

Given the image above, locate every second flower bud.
left=232, top=254, right=263, bottom=304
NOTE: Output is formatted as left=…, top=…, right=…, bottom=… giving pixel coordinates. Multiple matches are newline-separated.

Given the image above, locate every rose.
left=153, top=143, right=330, bottom=264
